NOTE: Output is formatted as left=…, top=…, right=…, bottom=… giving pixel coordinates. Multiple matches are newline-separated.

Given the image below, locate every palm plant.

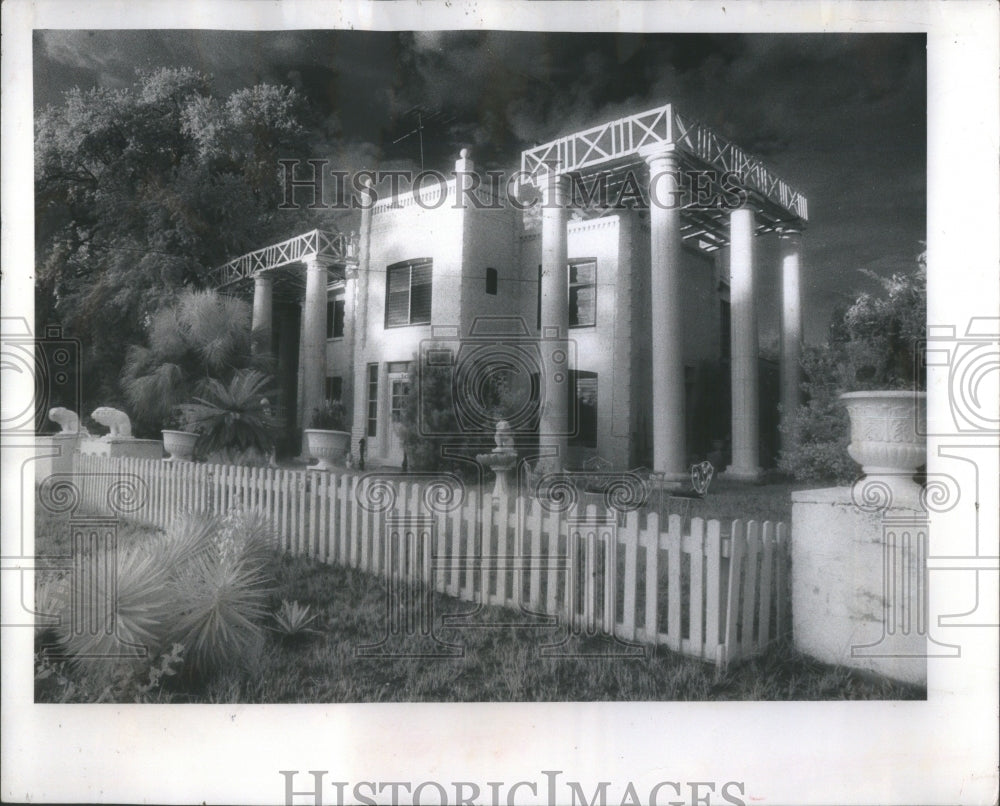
left=179, top=369, right=282, bottom=461
left=41, top=511, right=276, bottom=686
left=122, top=289, right=273, bottom=433
left=269, top=599, right=321, bottom=640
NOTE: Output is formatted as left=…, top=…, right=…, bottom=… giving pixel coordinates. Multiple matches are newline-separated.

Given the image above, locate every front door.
left=386, top=372, right=410, bottom=467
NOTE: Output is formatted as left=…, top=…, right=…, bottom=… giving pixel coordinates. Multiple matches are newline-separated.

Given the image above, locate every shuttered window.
left=569, top=260, right=597, bottom=328
left=385, top=259, right=432, bottom=327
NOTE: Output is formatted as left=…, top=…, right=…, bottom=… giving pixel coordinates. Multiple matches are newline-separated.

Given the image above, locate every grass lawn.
left=34, top=499, right=924, bottom=704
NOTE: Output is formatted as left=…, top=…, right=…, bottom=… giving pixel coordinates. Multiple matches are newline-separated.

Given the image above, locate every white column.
left=644, top=144, right=687, bottom=481
left=538, top=163, right=569, bottom=473
left=251, top=274, right=273, bottom=355
left=779, top=228, right=803, bottom=451
left=725, top=207, right=762, bottom=481
left=301, top=255, right=331, bottom=431
left=350, top=178, right=375, bottom=463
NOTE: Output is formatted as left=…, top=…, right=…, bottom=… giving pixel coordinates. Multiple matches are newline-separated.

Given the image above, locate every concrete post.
left=251, top=274, right=274, bottom=355
left=779, top=228, right=803, bottom=451
left=725, top=207, right=762, bottom=481
left=538, top=163, right=569, bottom=473
left=644, top=145, right=687, bottom=481
left=351, top=178, right=375, bottom=462
left=301, top=255, right=331, bottom=432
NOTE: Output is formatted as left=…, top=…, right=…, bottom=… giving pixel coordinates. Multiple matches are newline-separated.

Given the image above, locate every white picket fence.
left=67, top=453, right=789, bottom=668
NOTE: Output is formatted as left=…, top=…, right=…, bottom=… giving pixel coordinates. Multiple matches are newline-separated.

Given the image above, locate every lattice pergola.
left=521, top=102, right=808, bottom=250
left=212, top=229, right=357, bottom=299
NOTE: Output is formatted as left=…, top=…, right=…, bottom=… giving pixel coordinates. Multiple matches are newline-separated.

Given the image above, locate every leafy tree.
left=121, top=289, right=272, bottom=435
left=35, top=67, right=323, bottom=410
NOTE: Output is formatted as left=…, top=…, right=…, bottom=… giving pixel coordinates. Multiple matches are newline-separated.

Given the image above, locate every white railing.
left=521, top=101, right=808, bottom=221
left=213, top=229, right=356, bottom=289
left=65, top=453, right=789, bottom=669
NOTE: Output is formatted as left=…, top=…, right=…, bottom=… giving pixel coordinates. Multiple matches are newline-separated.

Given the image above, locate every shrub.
left=309, top=399, right=346, bottom=430
left=779, top=253, right=926, bottom=483
left=179, top=369, right=282, bottom=462
left=38, top=510, right=276, bottom=691
left=122, top=289, right=273, bottom=434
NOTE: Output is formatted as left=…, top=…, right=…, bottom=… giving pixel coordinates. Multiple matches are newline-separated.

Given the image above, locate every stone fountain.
left=476, top=421, right=517, bottom=498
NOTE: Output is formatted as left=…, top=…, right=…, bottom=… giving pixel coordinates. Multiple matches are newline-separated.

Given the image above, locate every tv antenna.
left=391, top=106, right=456, bottom=171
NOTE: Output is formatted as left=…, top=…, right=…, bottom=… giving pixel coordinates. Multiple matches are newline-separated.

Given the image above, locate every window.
left=720, top=300, right=731, bottom=360
left=568, top=370, right=598, bottom=448
left=325, top=376, right=343, bottom=403
left=385, top=259, right=432, bottom=327
left=366, top=363, right=379, bottom=437
left=327, top=297, right=345, bottom=339
left=485, top=267, right=498, bottom=295
left=568, top=260, right=596, bottom=328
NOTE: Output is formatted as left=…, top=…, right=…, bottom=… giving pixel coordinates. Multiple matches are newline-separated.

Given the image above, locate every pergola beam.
left=521, top=101, right=808, bottom=224
left=213, top=229, right=356, bottom=289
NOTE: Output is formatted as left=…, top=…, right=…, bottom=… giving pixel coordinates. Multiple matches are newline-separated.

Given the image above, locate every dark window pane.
left=386, top=265, right=410, bottom=327
left=366, top=363, right=379, bottom=436
left=486, top=267, right=498, bottom=295
left=326, top=300, right=335, bottom=339
left=409, top=261, right=432, bottom=323
left=568, top=370, right=598, bottom=448
left=568, top=260, right=596, bottom=328
left=333, top=298, right=345, bottom=338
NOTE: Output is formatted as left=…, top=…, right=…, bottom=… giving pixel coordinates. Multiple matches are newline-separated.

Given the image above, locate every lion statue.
left=90, top=407, right=132, bottom=439
left=48, top=407, right=87, bottom=435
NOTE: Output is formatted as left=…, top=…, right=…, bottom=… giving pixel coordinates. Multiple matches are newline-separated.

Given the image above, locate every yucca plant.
left=40, top=510, right=277, bottom=689
left=179, top=369, right=282, bottom=462
left=269, top=599, right=320, bottom=640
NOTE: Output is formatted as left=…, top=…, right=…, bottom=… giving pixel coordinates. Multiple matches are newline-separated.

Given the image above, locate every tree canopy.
left=35, top=67, right=325, bottom=409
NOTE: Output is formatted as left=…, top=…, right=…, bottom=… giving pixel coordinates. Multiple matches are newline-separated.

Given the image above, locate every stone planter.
left=304, top=429, right=350, bottom=471
left=162, top=430, right=199, bottom=462
left=841, top=390, right=926, bottom=498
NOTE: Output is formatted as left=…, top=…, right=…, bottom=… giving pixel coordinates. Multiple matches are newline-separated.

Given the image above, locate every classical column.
left=643, top=144, right=687, bottom=481
left=301, top=255, right=331, bottom=431
left=251, top=274, right=274, bottom=355
left=725, top=207, right=762, bottom=481
left=779, top=228, right=803, bottom=451
left=537, top=162, right=569, bottom=473
left=350, top=178, right=375, bottom=463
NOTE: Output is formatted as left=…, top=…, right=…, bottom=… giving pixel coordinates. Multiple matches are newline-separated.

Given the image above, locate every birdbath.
left=476, top=421, right=517, bottom=498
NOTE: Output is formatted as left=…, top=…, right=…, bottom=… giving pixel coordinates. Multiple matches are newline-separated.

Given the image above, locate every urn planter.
left=841, top=390, right=926, bottom=497
left=304, top=429, right=350, bottom=471
left=162, top=430, right=199, bottom=462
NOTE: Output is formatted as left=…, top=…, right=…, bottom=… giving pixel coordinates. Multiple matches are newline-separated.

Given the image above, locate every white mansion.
left=215, top=102, right=808, bottom=479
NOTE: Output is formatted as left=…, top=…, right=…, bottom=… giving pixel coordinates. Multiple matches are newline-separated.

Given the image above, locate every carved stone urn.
left=841, top=390, right=926, bottom=498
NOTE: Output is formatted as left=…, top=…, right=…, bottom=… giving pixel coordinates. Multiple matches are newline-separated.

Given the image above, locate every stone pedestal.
left=791, top=487, right=935, bottom=686
left=35, top=433, right=80, bottom=482
left=79, top=437, right=164, bottom=461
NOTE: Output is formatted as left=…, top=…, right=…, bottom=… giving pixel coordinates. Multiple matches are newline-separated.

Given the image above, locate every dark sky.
left=34, top=30, right=926, bottom=343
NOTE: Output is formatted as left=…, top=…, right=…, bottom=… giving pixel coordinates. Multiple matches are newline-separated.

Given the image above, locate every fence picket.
left=481, top=494, right=495, bottom=606
left=723, top=520, right=745, bottom=666
left=544, top=507, right=560, bottom=618
left=705, top=519, right=722, bottom=662
left=448, top=496, right=462, bottom=598
left=643, top=512, right=660, bottom=643
left=741, top=521, right=761, bottom=657
left=775, top=522, right=789, bottom=639
left=689, top=518, right=705, bottom=658
left=621, top=510, right=638, bottom=641
left=666, top=513, right=683, bottom=651
left=528, top=498, right=542, bottom=610
left=758, top=522, right=775, bottom=648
